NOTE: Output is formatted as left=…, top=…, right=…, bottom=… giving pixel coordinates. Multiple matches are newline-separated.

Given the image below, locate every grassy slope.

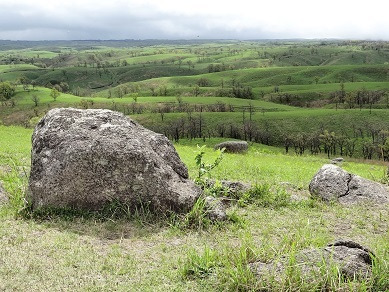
left=134, top=109, right=389, bottom=140
left=0, top=64, right=42, bottom=82
left=0, top=126, right=388, bottom=290
left=27, top=65, right=199, bottom=91
left=163, top=65, right=389, bottom=87
left=0, top=86, right=297, bottom=125
left=0, top=64, right=40, bottom=73
left=122, top=53, right=196, bottom=64
left=181, top=65, right=387, bottom=88
left=0, top=50, right=60, bottom=59
left=10, top=87, right=295, bottom=110
left=97, top=65, right=388, bottom=103
left=176, top=138, right=386, bottom=187
left=2, top=88, right=388, bottom=155
left=3, top=42, right=388, bottom=99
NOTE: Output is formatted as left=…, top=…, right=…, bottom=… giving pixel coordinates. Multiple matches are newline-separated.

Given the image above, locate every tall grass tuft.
left=237, top=183, right=291, bottom=208
left=180, top=246, right=220, bottom=279
left=0, top=156, right=29, bottom=217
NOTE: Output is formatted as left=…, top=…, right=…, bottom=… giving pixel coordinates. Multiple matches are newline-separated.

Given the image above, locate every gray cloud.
left=0, top=0, right=388, bottom=40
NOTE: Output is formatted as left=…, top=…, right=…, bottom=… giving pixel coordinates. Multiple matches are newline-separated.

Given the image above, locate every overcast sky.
left=0, top=0, right=388, bottom=41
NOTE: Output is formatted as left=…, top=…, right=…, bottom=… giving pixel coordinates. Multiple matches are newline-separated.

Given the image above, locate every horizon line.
left=1, top=38, right=387, bottom=42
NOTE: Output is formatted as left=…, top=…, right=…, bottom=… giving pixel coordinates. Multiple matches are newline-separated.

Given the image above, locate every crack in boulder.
left=339, top=173, right=353, bottom=198
left=328, top=239, right=375, bottom=264
left=309, top=164, right=389, bottom=205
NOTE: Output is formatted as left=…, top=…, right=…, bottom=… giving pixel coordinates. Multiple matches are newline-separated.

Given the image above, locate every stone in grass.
left=331, top=157, right=344, bottom=164
left=214, top=141, right=248, bottom=153
left=204, top=179, right=251, bottom=198
left=201, top=179, right=251, bottom=221
left=204, top=196, right=227, bottom=221
left=309, top=164, right=389, bottom=205
left=250, top=240, right=375, bottom=284
left=28, top=108, right=201, bottom=214
left=0, top=181, right=8, bottom=204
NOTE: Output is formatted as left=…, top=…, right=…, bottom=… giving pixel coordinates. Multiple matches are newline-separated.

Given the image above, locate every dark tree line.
left=155, top=116, right=389, bottom=161
left=275, top=88, right=387, bottom=109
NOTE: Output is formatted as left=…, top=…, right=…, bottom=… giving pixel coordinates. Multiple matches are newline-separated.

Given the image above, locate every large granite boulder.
left=28, top=108, right=201, bottom=213
left=214, top=141, right=248, bottom=153
left=250, top=240, right=374, bottom=283
left=309, top=164, right=389, bottom=205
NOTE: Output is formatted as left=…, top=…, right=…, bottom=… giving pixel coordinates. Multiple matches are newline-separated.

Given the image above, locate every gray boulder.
left=214, top=141, right=248, bottom=153
left=309, top=164, right=389, bottom=205
left=250, top=240, right=374, bottom=283
left=28, top=108, right=201, bottom=213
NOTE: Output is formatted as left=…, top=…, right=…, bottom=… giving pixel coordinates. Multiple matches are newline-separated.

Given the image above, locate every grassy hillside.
left=134, top=109, right=389, bottom=158
left=0, top=40, right=388, bottom=158
left=162, top=65, right=389, bottom=87
left=1, top=85, right=388, bottom=160
left=0, top=125, right=388, bottom=291
left=2, top=40, right=387, bottom=104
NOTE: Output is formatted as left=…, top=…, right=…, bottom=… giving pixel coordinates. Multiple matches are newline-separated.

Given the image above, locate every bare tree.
left=31, top=94, right=40, bottom=107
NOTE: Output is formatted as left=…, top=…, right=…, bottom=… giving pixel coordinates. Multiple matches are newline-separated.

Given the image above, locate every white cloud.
left=0, top=0, right=388, bottom=40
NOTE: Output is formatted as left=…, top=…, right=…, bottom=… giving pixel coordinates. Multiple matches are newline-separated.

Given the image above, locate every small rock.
left=214, top=141, right=248, bottom=153
left=331, top=157, right=344, bottom=164
left=204, top=196, right=227, bottom=221
left=250, top=240, right=374, bottom=283
left=0, top=165, right=12, bottom=175
left=204, top=179, right=251, bottom=198
left=0, top=181, right=8, bottom=204
left=309, top=164, right=389, bottom=205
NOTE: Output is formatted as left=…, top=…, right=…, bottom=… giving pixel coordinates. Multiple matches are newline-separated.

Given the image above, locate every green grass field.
left=0, top=125, right=388, bottom=291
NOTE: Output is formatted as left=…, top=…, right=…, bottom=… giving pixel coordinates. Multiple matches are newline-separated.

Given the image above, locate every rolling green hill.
left=0, top=40, right=388, bottom=160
